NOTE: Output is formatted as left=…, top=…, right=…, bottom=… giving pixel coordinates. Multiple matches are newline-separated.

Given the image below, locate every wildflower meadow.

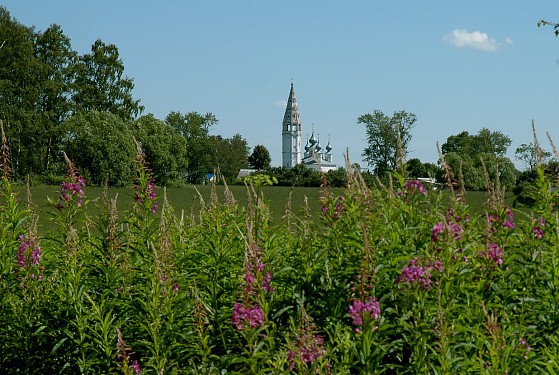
left=2, top=147, right=559, bottom=374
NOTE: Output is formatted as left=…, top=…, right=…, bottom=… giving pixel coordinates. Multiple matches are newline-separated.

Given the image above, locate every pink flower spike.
left=132, top=359, right=141, bottom=374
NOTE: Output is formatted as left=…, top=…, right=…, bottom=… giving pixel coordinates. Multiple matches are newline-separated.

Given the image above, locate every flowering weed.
left=1, top=158, right=559, bottom=373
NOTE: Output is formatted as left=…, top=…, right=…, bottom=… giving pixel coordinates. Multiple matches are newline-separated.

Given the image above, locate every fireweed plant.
left=3, top=141, right=559, bottom=373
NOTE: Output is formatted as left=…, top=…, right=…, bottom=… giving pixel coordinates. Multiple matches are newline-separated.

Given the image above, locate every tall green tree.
left=248, top=144, right=271, bottom=170
left=515, top=143, right=551, bottom=171
left=406, top=158, right=440, bottom=178
left=35, top=24, right=76, bottom=171
left=475, top=128, right=511, bottom=157
left=441, top=152, right=484, bottom=191
left=71, top=39, right=143, bottom=122
left=208, top=134, right=249, bottom=182
left=441, top=128, right=511, bottom=158
left=357, top=110, right=417, bottom=175
left=0, top=7, right=43, bottom=178
left=267, top=165, right=322, bottom=187
left=0, top=8, right=145, bottom=181
left=441, top=128, right=516, bottom=190
left=63, top=111, right=136, bottom=186
left=440, top=131, right=475, bottom=156
left=165, top=111, right=218, bottom=183
left=133, top=114, right=187, bottom=185
left=0, top=7, right=38, bottom=114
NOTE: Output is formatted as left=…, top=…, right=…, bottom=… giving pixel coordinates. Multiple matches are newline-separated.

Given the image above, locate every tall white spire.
left=281, top=83, right=302, bottom=168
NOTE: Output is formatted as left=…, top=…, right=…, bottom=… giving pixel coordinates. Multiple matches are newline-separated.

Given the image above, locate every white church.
left=281, top=83, right=336, bottom=172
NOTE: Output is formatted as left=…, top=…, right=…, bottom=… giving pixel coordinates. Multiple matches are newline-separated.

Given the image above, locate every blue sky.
left=4, top=1, right=559, bottom=168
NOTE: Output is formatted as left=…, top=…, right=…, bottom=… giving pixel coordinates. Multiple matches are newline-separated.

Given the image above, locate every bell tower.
left=281, top=83, right=302, bottom=168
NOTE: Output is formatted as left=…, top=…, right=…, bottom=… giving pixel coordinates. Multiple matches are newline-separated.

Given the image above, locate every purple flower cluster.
left=134, top=181, right=158, bottom=213
left=432, top=208, right=468, bottom=242
left=159, top=275, right=180, bottom=292
left=321, top=195, right=346, bottom=221
left=533, top=217, right=545, bottom=239
left=58, top=175, right=86, bottom=209
left=396, top=258, right=443, bottom=290
left=483, top=242, right=503, bottom=266
left=147, top=181, right=156, bottom=200
left=349, top=297, right=380, bottom=326
left=232, top=245, right=273, bottom=330
left=262, top=270, right=273, bottom=293
left=243, top=261, right=274, bottom=295
left=288, top=333, right=327, bottom=371
left=502, top=208, right=516, bottom=229
left=403, top=179, right=427, bottom=196
left=132, top=360, right=141, bottom=374
left=17, top=235, right=41, bottom=269
left=16, top=235, right=43, bottom=283
left=231, top=303, right=265, bottom=330
left=431, top=222, right=445, bottom=241
left=432, top=221, right=464, bottom=242
left=486, top=213, right=499, bottom=224
left=486, top=208, right=516, bottom=232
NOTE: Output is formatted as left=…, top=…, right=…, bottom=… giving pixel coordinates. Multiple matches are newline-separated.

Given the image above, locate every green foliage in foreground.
left=1, top=157, right=559, bottom=374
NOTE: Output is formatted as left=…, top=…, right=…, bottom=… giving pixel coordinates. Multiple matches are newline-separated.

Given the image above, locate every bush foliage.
left=1, top=151, right=559, bottom=374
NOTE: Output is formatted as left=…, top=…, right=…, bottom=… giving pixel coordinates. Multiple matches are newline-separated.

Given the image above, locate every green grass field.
left=15, top=184, right=518, bottom=234
left=19, top=185, right=336, bottom=231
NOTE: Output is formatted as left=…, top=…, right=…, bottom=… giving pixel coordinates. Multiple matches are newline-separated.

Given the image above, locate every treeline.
left=0, top=7, right=249, bottom=186
left=3, top=6, right=555, bottom=191
left=357, top=109, right=558, bottom=193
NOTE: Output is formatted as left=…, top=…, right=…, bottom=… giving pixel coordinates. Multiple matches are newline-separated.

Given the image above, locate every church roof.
left=309, top=130, right=317, bottom=145
left=315, top=135, right=322, bottom=152
left=325, top=135, right=332, bottom=153
left=282, top=83, right=302, bottom=132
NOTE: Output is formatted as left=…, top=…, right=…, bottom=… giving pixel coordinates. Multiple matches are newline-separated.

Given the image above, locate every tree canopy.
left=71, top=39, right=144, bottom=121
left=208, top=134, right=249, bottom=182
left=165, top=111, right=218, bottom=184
left=515, top=142, right=551, bottom=171
left=0, top=7, right=255, bottom=186
left=63, top=111, right=136, bottom=186
left=248, top=144, right=272, bottom=170
left=441, top=128, right=511, bottom=158
left=0, top=7, right=144, bottom=180
left=358, top=110, right=417, bottom=175
left=406, top=158, right=440, bottom=178
left=133, top=114, right=188, bottom=186
left=441, top=128, right=517, bottom=190
left=537, top=19, right=559, bottom=36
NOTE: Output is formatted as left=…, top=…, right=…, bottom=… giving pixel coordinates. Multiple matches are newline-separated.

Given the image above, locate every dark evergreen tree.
left=248, top=144, right=271, bottom=170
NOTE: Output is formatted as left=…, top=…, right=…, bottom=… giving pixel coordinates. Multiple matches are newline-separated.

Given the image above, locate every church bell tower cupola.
left=282, top=83, right=302, bottom=168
